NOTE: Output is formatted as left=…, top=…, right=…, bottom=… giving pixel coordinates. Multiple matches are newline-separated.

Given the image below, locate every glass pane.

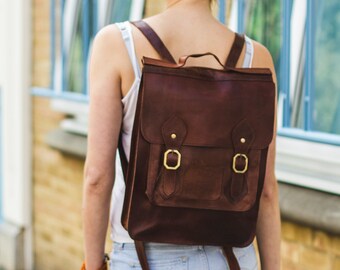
left=108, top=0, right=133, bottom=24
left=243, top=0, right=282, bottom=78
left=67, top=7, right=83, bottom=93
left=66, top=0, right=97, bottom=93
left=313, top=0, right=340, bottom=135
left=65, top=0, right=133, bottom=93
left=294, top=79, right=304, bottom=129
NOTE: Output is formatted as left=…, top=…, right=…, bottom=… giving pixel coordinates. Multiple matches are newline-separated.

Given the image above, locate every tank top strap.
left=225, top=33, right=254, bottom=68
left=242, top=36, right=254, bottom=68
left=116, top=21, right=141, bottom=78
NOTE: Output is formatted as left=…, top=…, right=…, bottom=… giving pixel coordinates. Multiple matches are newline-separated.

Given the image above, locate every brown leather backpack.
left=118, top=21, right=275, bottom=270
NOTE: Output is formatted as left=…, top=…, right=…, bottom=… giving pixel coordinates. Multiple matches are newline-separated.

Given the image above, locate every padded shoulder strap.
left=131, top=21, right=176, bottom=64
left=225, top=33, right=245, bottom=68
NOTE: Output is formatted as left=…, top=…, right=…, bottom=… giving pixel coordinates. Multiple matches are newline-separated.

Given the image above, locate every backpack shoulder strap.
left=225, top=33, right=246, bottom=68
left=131, top=20, right=176, bottom=64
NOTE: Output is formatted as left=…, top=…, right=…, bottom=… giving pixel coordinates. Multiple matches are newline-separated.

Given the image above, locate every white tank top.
left=110, top=21, right=254, bottom=243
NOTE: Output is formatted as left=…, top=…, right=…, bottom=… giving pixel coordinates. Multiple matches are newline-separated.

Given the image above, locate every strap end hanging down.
left=135, top=241, right=151, bottom=270
left=223, top=246, right=241, bottom=270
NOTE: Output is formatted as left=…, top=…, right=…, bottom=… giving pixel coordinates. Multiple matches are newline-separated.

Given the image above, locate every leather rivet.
left=171, top=133, right=177, bottom=139
left=240, top=138, right=246, bottom=143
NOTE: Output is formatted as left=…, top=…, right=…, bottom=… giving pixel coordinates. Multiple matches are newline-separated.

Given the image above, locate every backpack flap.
left=140, top=60, right=275, bottom=212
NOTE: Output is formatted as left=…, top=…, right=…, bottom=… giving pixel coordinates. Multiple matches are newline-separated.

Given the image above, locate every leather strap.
left=131, top=21, right=245, bottom=68
left=229, top=120, right=255, bottom=202
left=135, top=241, right=150, bottom=270
left=121, top=136, right=150, bottom=270
left=223, top=246, right=241, bottom=270
left=118, top=134, right=128, bottom=182
left=131, top=21, right=176, bottom=64
left=225, top=33, right=245, bottom=68
left=161, top=115, right=187, bottom=197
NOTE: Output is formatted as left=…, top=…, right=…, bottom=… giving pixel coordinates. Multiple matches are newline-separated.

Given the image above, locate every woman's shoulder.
left=248, top=39, right=275, bottom=69
left=90, top=22, right=132, bottom=72
left=247, top=38, right=276, bottom=81
left=93, top=23, right=125, bottom=51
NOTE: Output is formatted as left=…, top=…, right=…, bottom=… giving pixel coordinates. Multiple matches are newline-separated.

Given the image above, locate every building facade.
left=0, top=0, right=339, bottom=269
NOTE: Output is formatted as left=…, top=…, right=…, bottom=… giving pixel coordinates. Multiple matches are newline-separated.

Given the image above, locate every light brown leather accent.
left=178, top=52, right=225, bottom=69
left=80, top=255, right=109, bottom=270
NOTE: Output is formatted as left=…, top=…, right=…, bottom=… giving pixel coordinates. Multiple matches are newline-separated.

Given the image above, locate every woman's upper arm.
left=84, top=25, right=124, bottom=182
left=252, top=41, right=278, bottom=195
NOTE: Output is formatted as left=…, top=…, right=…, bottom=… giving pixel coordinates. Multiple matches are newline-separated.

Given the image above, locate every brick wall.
left=281, top=221, right=340, bottom=270
left=32, top=0, right=85, bottom=269
left=31, top=0, right=340, bottom=269
left=32, top=102, right=84, bottom=269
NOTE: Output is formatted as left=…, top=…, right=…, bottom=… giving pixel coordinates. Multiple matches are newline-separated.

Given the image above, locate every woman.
left=82, top=0, right=281, bottom=269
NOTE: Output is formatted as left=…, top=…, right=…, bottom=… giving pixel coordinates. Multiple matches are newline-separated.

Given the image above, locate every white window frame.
left=276, top=136, right=340, bottom=194
left=277, top=0, right=340, bottom=195
left=53, top=0, right=81, bottom=94
left=51, top=0, right=145, bottom=135
left=52, top=0, right=340, bottom=194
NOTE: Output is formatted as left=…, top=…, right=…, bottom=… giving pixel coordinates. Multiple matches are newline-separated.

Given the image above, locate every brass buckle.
left=163, top=149, right=181, bottom=170
left=232, top=153, right=248, bottom=174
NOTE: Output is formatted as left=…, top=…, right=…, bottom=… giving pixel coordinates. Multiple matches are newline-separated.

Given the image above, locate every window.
left=32, top=0, right=340, bottom=194
left=233, top=0, right=340, bottom=194
left=31, top=0, right=145, bottom=136
left=310, top=0, right=340, bottom=135
left=242, top=0, right=282, bottom=84
left=236, top=0, right=340, bottom=142
left=32, top=0, right=144, bottom=101
left=55, top=0, right=136, bottom=97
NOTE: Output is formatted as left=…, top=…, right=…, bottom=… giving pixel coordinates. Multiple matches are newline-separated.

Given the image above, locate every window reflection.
left=57, top=0, right=135, bottom=94
left=313, top=0, right=340, bottom=135
left=243, top=0, right=282, bottom=81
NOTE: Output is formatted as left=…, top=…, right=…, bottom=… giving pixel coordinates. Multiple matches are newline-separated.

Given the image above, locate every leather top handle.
left=132, top=20, right=245, bottom=69
left=142, top=56, right=272, bottom=75
left=178, top=52, right=225, bottom=69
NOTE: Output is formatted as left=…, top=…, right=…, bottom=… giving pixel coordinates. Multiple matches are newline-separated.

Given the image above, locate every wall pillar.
left=0, top=0, right=32, bottom=269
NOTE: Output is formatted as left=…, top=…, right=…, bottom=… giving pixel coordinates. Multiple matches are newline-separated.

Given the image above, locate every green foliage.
left=243, top=0, right=340, bottom=135
left=244, top=0, right=282, bottom=72
left=314, top=0, right=340, bottom=134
